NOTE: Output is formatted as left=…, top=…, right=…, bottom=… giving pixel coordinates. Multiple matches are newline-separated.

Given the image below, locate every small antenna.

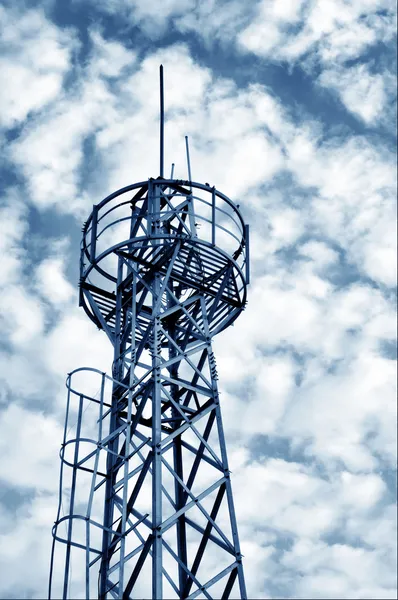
left=185, top=135, right=192, bottom=185
left=170, top=163, right=175, bottom=179
left=159, top=65, right=164, bottom=178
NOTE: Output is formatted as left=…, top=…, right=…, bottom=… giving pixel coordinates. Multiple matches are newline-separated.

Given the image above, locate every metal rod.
left=160, top=65, right=164, bottom=178
left=245, top=224, right=250, bottom=285
left=211, top=187, right=216, bottom=245
left=90, top=205, right=98, bottom=263
left=185, top=135, right=192, bottom=183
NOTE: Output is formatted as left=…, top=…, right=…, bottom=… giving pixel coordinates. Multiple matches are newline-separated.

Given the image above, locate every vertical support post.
left=211, top=187, right=216, bottom=246
left=148, top=179, right=153, bottom=233
left=244, top=224, right=250, bottom=285
left=79, top=245, right=85, bottom=308
left=152, top=270, right=163, bottom=600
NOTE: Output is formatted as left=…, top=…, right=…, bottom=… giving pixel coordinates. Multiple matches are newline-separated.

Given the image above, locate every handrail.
left=81, top=180, right=245, bottom=249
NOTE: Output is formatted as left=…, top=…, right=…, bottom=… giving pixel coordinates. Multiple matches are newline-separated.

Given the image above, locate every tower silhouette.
left=49, top=66, right=249, bottom=600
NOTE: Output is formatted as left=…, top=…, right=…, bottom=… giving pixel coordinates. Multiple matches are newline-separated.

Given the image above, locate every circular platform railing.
left=79, top=179, right=249, bottom=338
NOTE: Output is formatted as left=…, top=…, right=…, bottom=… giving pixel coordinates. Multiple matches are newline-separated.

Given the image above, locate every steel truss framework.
left=49, top=179, right=249, bottom=600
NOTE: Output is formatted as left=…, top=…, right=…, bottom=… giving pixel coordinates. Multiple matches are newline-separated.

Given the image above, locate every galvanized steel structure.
left=49, top=67, right=249, bottom=600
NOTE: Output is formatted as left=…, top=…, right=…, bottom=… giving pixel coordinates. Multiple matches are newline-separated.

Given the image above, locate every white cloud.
left=44, top=309, right=112, bottom=378
left=286, top=134, right=397, bottom=288
left=0, top=5, right=78, bottom=128
left=10, top=83, right=113, bottom=213
left=282, top=537, right=397, bottom=599
left=319, top=64, right=387, bottom=124
left=0, top=404, right=61, bottom=490
left=233, top=456, right=385, bottom=533
left=0, top=492, right=58, bottom=599
left=231, top=457, right=396, bottom=597
left=80, top=0, right=196, bottom=35
left=89, top=29, right=134, bottom=78
left=9, top=30, right=137, bottom=214
left=243, top=354, right=299, bottom=436
left=0, top=284, right=45, bottom=346
left=34, top=250, right=75, bottom=308
left=236, top=0, right=396, bottom=64
left=237, top=0, right=307, bottom=57
left=283, top=350, right=397, bottom=471
left=236, top=1, right=397, bottom=131
left=299, top=241, right=340, bottom=270
left=0, top=349, right=54, bottom=401
left=0, top=192, right=27, bottom=287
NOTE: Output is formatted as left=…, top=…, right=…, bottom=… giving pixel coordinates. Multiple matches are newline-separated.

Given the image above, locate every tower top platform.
left=80, top=178, right=249, bottom=340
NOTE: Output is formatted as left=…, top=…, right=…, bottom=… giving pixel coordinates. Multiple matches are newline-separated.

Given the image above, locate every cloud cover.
left=0, top=0, right=396, bottom=598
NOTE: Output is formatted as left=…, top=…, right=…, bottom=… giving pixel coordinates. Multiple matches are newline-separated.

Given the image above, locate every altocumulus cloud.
left=0, top=0, right=396, bottom=598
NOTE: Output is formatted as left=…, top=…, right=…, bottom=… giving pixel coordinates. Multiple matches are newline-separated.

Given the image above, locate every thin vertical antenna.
left=185, top=135, right=192, bottom=183
left=170, top=163, right=175, bottom=179
left=159, top=65, right=164, bottom=178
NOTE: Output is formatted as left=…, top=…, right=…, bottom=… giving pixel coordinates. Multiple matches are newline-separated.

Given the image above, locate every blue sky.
left=0, top=0, right=397, bottom=598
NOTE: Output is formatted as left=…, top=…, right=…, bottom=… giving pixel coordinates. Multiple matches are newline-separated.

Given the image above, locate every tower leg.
left=152, top=272, right=163, bottom=600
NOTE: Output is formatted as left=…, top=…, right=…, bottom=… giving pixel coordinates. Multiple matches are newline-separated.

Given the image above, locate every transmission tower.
left=49, top=66, right=249, bottom=600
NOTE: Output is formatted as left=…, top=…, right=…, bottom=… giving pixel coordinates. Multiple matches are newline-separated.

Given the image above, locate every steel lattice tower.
left=49, top=67, right=249, bottom=600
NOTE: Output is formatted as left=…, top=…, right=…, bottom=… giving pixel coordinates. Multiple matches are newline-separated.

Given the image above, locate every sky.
left=0, top=0, right=397, bottom=598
